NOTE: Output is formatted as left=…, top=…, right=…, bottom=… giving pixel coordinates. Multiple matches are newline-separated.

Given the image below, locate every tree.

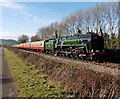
left=18, top=35, right=29, bottom=43
left=50, top=22, right=58, bottom=39
left=117, top=28, right=120, bottom=49
left=107, top=3, right=118, bottom=48
left=103, top=33, right=110, bottom=48
left=37, top=26, right=54, bottom=40
left=117, top=2, right=120, bottom=49
left=110, top=33, right=117, bottom=49
left=75, top=10, right=84, bottom=34
left=63, top=15, right=78, bottom=35
left=31, top=35, right=42, bottom=42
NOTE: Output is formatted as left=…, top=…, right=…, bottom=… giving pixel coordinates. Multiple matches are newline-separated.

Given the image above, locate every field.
left=5, top=48, right=120, bottom=98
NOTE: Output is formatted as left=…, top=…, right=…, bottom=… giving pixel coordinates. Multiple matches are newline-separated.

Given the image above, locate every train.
left=13, top=32, right=105, bottom=62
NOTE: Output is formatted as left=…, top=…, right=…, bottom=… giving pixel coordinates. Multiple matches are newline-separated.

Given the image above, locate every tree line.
left=18, top=2, right=120, bottom=49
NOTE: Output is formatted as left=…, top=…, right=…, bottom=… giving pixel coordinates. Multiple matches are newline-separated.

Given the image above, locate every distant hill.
left=0, top=39, right=18, bottom=46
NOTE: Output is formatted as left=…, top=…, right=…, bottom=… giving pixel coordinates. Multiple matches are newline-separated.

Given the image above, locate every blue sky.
left=1, top=1, right=100, bottom=40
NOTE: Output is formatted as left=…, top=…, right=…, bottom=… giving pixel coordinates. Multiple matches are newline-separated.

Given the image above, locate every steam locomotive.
left=13, top=32, right=105, bottom=62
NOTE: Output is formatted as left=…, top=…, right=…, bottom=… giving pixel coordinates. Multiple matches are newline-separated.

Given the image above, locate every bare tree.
left=106, top=3, right=118, bottom=48
left=84, top=10, right=92, bottom=33
left=75, top=10, right=84, bottom=34
left=55, top=22, right=68, bottom=38
left=50, top=22, right=59, bottom=39
left=37, top=26, right=54, bottom=40
left=31, top=35, right=42, bottom=42
left=18, top=34, right=29, bottom=43
left=63, top=15, right=78, bottom=35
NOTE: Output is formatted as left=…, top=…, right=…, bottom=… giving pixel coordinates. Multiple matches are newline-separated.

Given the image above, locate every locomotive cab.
left=91, top=35, right=104, bottom=52
left=89, top=34, right=105, bottom=62
left=79, top=33, right=105, bottom=62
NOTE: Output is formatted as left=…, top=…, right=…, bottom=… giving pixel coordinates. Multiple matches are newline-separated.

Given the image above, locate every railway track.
left=19, top=49, right=120, bottom=77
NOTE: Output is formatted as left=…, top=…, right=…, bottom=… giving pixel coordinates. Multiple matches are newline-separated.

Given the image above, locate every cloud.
left=0, top=31, right=18, bottom=40
left=16, top=8, right=61, bottom=25
left=21, top=12, right=42, bottom=23
left=0, top=31, right=35, bottom=40
left=0, top=0, right=25, bottom=10
left=1, top=0, right=60, bottom=24
left=1, top=0, right=62, bottom=24
left=1, top=1, right=42, bottom=23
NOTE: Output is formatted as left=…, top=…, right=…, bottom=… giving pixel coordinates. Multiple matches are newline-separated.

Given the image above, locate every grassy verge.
left=4, top=48, right=67, bottom=97
left=6, top=47, right=120, bottom=98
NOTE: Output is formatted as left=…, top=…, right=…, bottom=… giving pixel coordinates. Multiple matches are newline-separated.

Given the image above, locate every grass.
left=4, top=48, right=67, bottom=97
left=6, top=47, right=120, bottom=98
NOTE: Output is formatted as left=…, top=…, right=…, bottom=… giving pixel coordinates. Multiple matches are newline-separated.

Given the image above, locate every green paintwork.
left=61, top=36, right=81, bottom=46
left=63, top=40, right=81, bottom=46
left=45, top=39, right=54, bottom=50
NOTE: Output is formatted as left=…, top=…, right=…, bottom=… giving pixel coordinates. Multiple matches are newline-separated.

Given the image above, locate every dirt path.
left=0, top=47, right=18, bottom=97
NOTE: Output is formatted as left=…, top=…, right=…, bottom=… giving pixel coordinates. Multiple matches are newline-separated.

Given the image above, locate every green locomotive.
left=44, top=32, right=104, bottom=61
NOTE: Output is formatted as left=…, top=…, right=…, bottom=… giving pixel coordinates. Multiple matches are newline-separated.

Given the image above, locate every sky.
left=0, top=0, right=118, bottom=41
